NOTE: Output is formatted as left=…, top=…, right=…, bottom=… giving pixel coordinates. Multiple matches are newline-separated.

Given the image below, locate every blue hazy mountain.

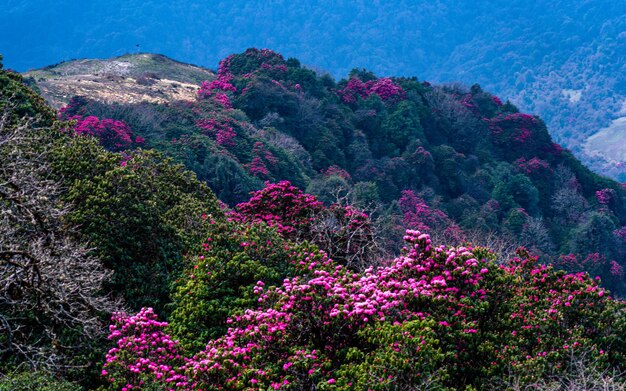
left=2, top=0, right=626, bottom=179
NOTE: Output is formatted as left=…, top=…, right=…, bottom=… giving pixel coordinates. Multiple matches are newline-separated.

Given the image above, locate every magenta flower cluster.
left=595, top=188, right=616, bottom=206
left=337, top=77, right=406, bottom=104
left=322, top=165, right=352, bottom=181
left=486, top=113, right=538, bottom=145
left=195, top=117, right=236, bottom=147
left=247, top=142, right=278, bottom=178
left=514, top=157, right=550, bottom=175
left=233, top=181, right=324, bottom=236
left=399, top=190, right=462, bottom=240
left=197, top=54, right=237, bottom=108
left=104, top=308, right=187, bottom=390
left=62, top=114, right=143, bottom=151
left=198, top=76, right=236, bottom=108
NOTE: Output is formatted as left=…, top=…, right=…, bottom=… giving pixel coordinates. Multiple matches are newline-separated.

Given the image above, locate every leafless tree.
left=261, top=127, right=312, bottom=169
left=521, top=217, right=556, bottom=256
left=450, top=228, right=521, bottom=264
left=307, top=187, right=388, bottom=271
left=0, top=102, right=120, bottom=375
left=488, top=351, right=626, bottom=390
left=424, top=86, right=485, bottom=150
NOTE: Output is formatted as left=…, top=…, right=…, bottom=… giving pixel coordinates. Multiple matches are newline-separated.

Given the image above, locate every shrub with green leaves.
left=51, top=137, right=224, bottom=312
left=0, top=371, right=78, bottom=391
left=167, top=218, right=311, bottom=351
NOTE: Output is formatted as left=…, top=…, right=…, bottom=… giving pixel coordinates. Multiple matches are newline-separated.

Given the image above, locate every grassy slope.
left=22, top=53, right=215, bottom=108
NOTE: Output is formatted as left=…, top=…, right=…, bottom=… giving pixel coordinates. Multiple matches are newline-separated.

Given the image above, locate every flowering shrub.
left=554, top=252, right=624, bottom=294
left=399, top=190, right=463, bottom=242
left=198, top=49, right=288, bottom=114
left=102, top=231, right=626, bottom=390
left=337, top=77, right=406, bottom=104
left=486, top=113, right=552, bottom=159
left=322, top=165, right=351, bottom=181
left=224, top=48, right=287, bottom=77
left=247, top=142, right=278, bottom=178
left=233, top=181, right=378, bottom=268
left=514, top=157, right=550, bottom=175
left=488, top=250, right=620, bottom=382
left=61, top=114, right=143, bottom=151
left=596, top=188, right=616, bottom=206
left=614, top=226, right=626, bottom=243
left=195, top=116, right=237, bottom=147
left=198, top=76, right=236, bottom=108
left=234, top=181, right=324, bottom=237
left=103, top=308, right=187, bottom=390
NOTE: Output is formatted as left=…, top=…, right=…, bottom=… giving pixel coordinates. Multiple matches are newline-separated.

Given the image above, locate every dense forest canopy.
left=54, top=48, right=626, bottom=293
left=3, top=1, right=626, bottom=179
left=2, top=48, right=626, bottom=390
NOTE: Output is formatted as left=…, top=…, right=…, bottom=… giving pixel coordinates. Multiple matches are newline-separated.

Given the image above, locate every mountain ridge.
left=22, top=53, right=214, bottom=108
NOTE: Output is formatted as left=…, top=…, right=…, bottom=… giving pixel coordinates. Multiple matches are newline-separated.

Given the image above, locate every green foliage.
left=0, top=65, right=55, bottom=129
left=380, top=100, right=425, bottom=156
left=351, top=181, right=381, bottom=208
left=330, top=320, right=449, bottom=390
left=493, top=174, right=540, bottom=215
left=50, top=137, right=224, bottom=312
left=168, top=219, right=304, bottom=351
left=0, top=371, right=78, bottom=391
left=306, top=174, right=350, bottom=205
left=568, top=212, right=618, bottom=257
left=200, top=152, right=263, bottom=204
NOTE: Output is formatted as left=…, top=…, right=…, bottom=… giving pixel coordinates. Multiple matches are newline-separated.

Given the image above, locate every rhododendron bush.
left=337, top=76, right=406, bottom=104
left=102, top=230, right=626, bottom=390
left=399, top=189, right=464, bottom=242
left=485, top=113, right=552, bottom=160
left=58, top=105, right=144, bottom=151
left=232, top=181, right=379, bottom=269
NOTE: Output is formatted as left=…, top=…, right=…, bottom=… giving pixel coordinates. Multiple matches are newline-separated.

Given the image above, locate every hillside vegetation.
left=2, top=50, right=626, bottom=390
left=4, top=0, right=626, bottom=179
left=56, top=49, right=626, bottom=294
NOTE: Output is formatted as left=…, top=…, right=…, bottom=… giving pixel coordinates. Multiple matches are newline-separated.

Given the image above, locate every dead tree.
left=0, top=101, right=120, bottom=375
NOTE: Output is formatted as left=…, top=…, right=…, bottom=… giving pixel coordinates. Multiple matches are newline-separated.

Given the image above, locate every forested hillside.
left=3, top=49, right=626, bottom=390
left=4, top=0, right=626, bottom=180
left=55, top=49, right=626, bottom=294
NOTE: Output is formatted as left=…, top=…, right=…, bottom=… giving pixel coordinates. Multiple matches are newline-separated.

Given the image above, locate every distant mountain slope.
left=22, top=53, right=214, bottom=108
left=4, top=0, right=625, bottom=180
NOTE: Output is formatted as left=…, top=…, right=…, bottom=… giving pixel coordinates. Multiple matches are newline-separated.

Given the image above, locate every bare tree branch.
left=0, top=98, right=121, bottom=375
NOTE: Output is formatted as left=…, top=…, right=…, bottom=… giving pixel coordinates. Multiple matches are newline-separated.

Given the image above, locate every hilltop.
left=22, top=53, right=214, bottom=108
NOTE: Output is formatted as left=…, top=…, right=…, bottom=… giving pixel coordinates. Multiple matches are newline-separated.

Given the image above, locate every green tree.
left=380, top=100, right=425, bottom=156
left=51, top=139, right=224, bottom=312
